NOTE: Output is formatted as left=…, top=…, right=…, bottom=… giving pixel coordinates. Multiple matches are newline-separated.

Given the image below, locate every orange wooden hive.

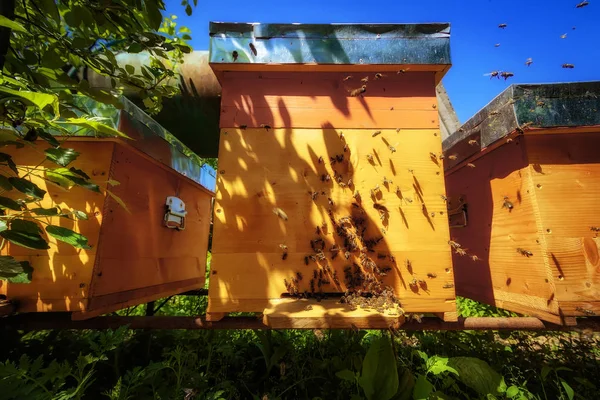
left=0, top=98, right=213, bottom=320
left=207, top=22, right=457, bottom=328
left=444, top=82, right=600, bottom=325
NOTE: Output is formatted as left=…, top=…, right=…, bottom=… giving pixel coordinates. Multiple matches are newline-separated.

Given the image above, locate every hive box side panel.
left=219, top=71, right=439, bottom=129
left=210, top=127, right=454, bottom=315
left=87, top=143, right=210, bottom=313
left=0, top=141, right=114, bottom=312
left=525, top=133, right=600, bottom=317
left=445, top=138, right=559, bottom=322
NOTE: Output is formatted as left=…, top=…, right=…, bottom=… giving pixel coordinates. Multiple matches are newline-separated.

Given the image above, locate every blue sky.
left=165, top=0, right=600, bottom=123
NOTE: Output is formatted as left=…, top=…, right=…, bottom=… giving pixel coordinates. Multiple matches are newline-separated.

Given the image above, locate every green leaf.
left=447, top=357, right=507, bottom=396
left=106, top=189, right=131, bottom=213
left=145, top=0, right=163, bottom=30
left=128, top=43, right=144, bottom=53
left=185, top=4, right=192, bottom=15
left=60, top=118, right=131, bottom=139
left=0, top=257, right=33, bottom=283
left=8, top=177, right=46, bottom=200
left=560, top=379, right=574, bottom=400
left=427, top=356, right=459, bottom=376
left=38, top=130, right=60, bottom=148
left=69, top=167, right=90, bottom=180
left=10, top=219, right=42, bottom=234
left=412, top=374, right=433, bottom=400
left=38, top=0, right=61, bottom=24
left=0, top=87, right=60, bottom=116
left=0, top=196, right=22, bottom=210
left=45, top=148, right=80, bottom=167
left=31, top=207, right=60, bottom=216
left=74, top=210, right=88, bottom=220
left=46, top=168, right=100, bottom=193
left=335, top=369, right=356, bottom=382
left=0, top=152, right=19, bottom=175
left=0, top=229, right=50, bottom=250
left=0, top=220, right=7, bottom=232
left=0, top=174, right=12, bottom=191
left=125, top=64, right=136, bottom=74
left=541, top=366, right=551, bottom=381
left=397, top=368, right=415, bottom=400
left=358, top=336, right=399, bottom=400
left=45, top=225, right=92, bottom=249
left=41, top=48, right=65, bottom=69
left=506, top=386, right=520, bottom=398
left=0, top=15, right=27, bottom=33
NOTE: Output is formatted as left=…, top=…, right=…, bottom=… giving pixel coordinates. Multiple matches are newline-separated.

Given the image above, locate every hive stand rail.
left=3, top=312, right=600, bottom=332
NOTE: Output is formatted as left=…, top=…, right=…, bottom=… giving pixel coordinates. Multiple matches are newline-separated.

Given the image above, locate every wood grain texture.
left=219, top=71, right=438, bottom=129
left=0, top=141, right=113, bottom=312
left=445, top=137, right=556, bottom=317
left=209, top=127, right=454, bottom=316
left=262, top=299, right=405, bottom=329
left=90, top=142, right=210, bottom=298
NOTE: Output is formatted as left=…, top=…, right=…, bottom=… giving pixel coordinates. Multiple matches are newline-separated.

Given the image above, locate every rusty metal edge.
left=2, top=313, right=600, bottom=331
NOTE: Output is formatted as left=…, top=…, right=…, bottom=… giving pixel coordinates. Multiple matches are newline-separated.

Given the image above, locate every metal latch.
left=448, top=197, right=468, bottom=228
left=164, top=196, right=187, bottom=230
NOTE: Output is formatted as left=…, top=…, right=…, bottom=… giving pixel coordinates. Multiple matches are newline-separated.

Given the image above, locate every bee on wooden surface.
left=260, top=124, right=272, bottom=131
left=418, top=279, right=428, bottom=290
left=389, top=145, right=397, bottom=153
left=447, top=154, right=458, bottom=160
left=517, top=248, right=533, bottom=257
left=310, top=279, right=315, bottom=293
left=448, top=240, right=461, bottom=249
left=344, top=251, right=351, bottom=260
left=575, top=307, right=596, bottom=315
left=440, top=195, right=448, bottom=202
left=590, top=227, right=600, bottom=232
left=310, top=191, right=319, bottom=201
left=372, top=130, right=382, bottom=137
left=328, top=198, right=334, bottom=207
left=284, top=278, right=289, bottom=289
left=366, top=154, right=374, bottom=162
left=279, top=244, right=288, bottom=251
left=562, top=63, right=575, bottom=69
left=408, top=169, right=414, bottom=174
left=353, top=191, right=361, bottom=202
left=405, top=259, right=412, bottom=271
left=427, top=273, right=437, bottom=279
left=373, top=203, right=388, bottom=212
left=471, top=255, right=480, bottom=262
left=349, top=85, right=367, bottom=97
left=382, top=177, right=393, bottom=186
left=468, top=139, right=478, bottom=146
left=292, top=276, right=298, bottom=285
left=273, top=207, right=288, bottom=221
left=282, top=252, right=288, bottom=260
left=498, top=23, right=507, bottom=29
left=374, top=73, right=385, bottom=80
left=397, top=68, right=410, bottom=74
left=443, top=283, right=454, bottom=289
left=467, top=163, right=476, bottom=168
left=525, top=58, right=533, bottom=67
left=347, top=178, right=353, bottom=186
left=490, top=111, right=500, bottom=116
left=333, top=271, right=340, bottom=284
left=321, top=174, right=331, bottom=182
left=500, top=71, right=514, bottom=80
left=315, top=226, right=322, bottom=235
left=396, top=128, right=401, bottom=133
left=409, top=278, right=418, bottom=290
left=455, top=248, right=467, bottom=256
left=371, top=184, right=381, bottom=195
left=309, top=255, right=317, bottom=262
left=361, top=76, right=369, bottom=83
left=429, top=152, right=437, bottom=160
left=339, top=182, right=347, bottom=188
left=318, top=156, right=324, bottom=164
left=343, top=143, right=349, bottom=152
left=502, top=196, right=514, bottom=211
left=576, top=0, right=589, bottom=8
left=305, top=305, right=313, bottom=311
left=296, top=272, right=303, bottom=281
left=335, top=154, right=344, bottom=163
left=239, top=124, right=247, bottom=130
left=343, top=75, right=353, bottom=81
left=405, top=197, right=413, bottom=203
left=304, top=256, right=309, bottom=265
left=313, top=270, right=318, bottom=279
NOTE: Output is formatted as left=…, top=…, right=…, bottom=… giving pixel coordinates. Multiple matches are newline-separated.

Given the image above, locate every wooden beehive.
left=0, top=99, right=213, bottom=320
left=444, top=81, right=600, bottom=325
left=207, top=22, right=457, bottom=328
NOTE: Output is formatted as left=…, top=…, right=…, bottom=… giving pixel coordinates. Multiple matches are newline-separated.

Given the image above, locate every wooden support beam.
left=3, top=313, right=600, bottom=332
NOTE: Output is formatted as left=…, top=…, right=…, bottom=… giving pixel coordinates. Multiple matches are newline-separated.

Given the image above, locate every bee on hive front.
left=349, top=85, right=367, bottom=97
left=502, top=196, right=514, bottom=211
left=272, top=207, right=288, bottom=221
left=516, top=248, right=533, bottom=257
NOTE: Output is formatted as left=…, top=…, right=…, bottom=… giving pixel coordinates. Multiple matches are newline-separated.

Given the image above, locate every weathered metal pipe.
left=3, top=313, right=599, bottom=331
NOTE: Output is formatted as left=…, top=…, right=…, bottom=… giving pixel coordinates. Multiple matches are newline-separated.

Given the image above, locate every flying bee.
left=517, top=248, right=533, bottom=257
left=343, top=75, right=352, bottom=81
left=502, top=196, right=514, bottom=211
left=448, top=240, right=461, bottom=249
left=260, top=124, right=272, bottom=131
left=273, top=207, right=289, bottom=221
left=372, top=130, right=382, bottom=137
left=349, top=85, right=367, bottom=97
left=366, top=154, right=374, bottom=162
left=562, top=63, right=575, bottom=69
left=468, top=139, right=478, bottom=146
left=485, top=71, right=500, bottom=79
left=560, top=33, right=567, bottom=39
left=498, top=23, right=507, bottom=29
left=591, top=227, right=600, bottom=232
left=279, top=244, right=288, bottom=251
left=494, top=43, right=500, bottom=47
left=361, top=76, right=369, bottom=83
left=447, top=154, right=458, bottom=160
left=455, top=248, right=467, bottom=256
left=471, top=255, right=480, bottom=261
left=427, top=273, right=437, bottom=278
left=500, top=71, right=514, bottom=80
left=282, top=252, right=288, bottom=260
left=374, top=73, right=384, bottom=80
left=576, top=0, right=589, bottom=8
left=525, top=58, right=533, bottom=67
left=467, top=163, right=476, bottom=168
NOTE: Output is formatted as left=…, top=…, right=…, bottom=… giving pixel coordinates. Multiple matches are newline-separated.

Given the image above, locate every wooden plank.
left=445, top=139, right=556, bottom=318
left=262, top=299, right=405, bottom=329
left=219, top=71, right=437, bottom=129
left=0, top=141, right=113, bottom=310
left=210, top=127, right=454, bottom=316
left=91, top=143, right=211, bottom=297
